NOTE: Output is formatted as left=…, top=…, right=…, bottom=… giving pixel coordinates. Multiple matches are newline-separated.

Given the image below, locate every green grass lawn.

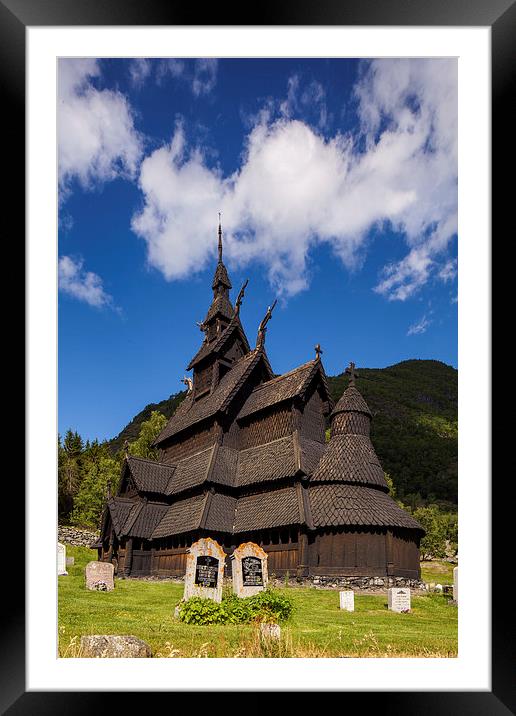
left=59, top=547, right=458, bottom=658
left=420, top=560, right=455, bottom=584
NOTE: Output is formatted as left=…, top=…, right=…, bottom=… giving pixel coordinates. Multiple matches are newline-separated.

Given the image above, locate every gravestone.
left=80, top=635, right=151, bottom=658
left=231, top=542, right=268, bottom=598
left=260, top=623, right=281, bottom=640
left=85, top=561, right=115, bottom=591
left=339, top=590, right=354, bottom=611
left=184, top=537, right=225, bottom=603
left=57, top=542, right=68, bottom=576
left=453, top=566, right=458, bottom=603
left=66, top=556, right=75, bottom=566
left=387, top=587, right=411, bottom=613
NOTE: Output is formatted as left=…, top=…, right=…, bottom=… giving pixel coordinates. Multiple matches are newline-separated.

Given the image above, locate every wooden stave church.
left=95, top=223, right=424, bottom=580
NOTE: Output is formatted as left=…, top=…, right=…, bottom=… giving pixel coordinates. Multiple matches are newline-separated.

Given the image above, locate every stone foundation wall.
left=58, top=525, right=100, bottom=547
left=269, top=575, right=425, bottom=590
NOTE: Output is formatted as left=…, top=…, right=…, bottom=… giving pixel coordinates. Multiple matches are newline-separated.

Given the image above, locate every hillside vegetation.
left=108, top=359, right=457, bottom=507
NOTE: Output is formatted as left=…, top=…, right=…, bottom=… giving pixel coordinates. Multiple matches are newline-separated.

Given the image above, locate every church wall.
left=310, top=528, right=389, bottom=576
left=389, top=529, right=421, bottom=578
left=300, top=388, right=327, bottom=443
left=111, top=526, right=420, bottom=579
left=161, top=423, right=216, bottom=464
left=232, top=406, right=293, bottom=450
left=194, top=363, right=213, bottom=394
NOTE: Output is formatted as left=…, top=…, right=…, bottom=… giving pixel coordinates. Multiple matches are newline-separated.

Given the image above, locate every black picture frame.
left=6, top=0, right=508, bottom=710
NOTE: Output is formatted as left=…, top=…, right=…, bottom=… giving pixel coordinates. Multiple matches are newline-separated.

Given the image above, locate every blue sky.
left=58, top=58, right=458, bottom=442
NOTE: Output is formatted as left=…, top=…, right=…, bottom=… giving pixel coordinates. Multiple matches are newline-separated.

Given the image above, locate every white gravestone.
left=57, top=542, right=68, bottom=576
left=388, top=587, right=411, bottom=613
left=85, top=561, right=115, bottom=591
left=339, top=590, right=354, bottom=611
left=184, top=537, right=225, bottom=603
left=260, top=623, right=281, bottom=640
left=453, top=566, right=458, bottom=603
left=231, top=542, right=268, bottom=598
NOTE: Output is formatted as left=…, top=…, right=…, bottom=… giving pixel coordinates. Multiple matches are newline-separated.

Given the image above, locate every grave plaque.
left=231, top=542, right=268, bottom=597
left=184, top=537, right=225, bottom=603
left=387, top=587, right=411, bottom=613
left=453, top=566, right=458, bottom=603
left=195, top=556, right=220, bottom=588
left=57, top=542, right=68, bottom=576
left=85, top=561, right=115, bottom=591
left=242, top=557, right=264, bottom=586
left=339, top=590, right=354, bottom=611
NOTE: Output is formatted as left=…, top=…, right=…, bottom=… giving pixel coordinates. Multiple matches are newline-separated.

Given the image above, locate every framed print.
left=5, top=0, right=510, bottom=710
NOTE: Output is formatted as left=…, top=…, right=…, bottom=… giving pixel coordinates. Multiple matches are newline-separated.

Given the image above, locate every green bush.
left=176, top=589, right=294, bottom=626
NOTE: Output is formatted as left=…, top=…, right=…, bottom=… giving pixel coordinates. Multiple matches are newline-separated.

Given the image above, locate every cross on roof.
left=315, top=344, right=323, bottom=360
left=345, top=361, right=359, bottom=384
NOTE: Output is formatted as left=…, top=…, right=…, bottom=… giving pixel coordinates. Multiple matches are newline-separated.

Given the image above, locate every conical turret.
left=310, top=362, right=387, bottom=491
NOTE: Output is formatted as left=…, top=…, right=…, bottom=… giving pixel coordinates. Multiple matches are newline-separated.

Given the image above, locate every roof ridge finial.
left=256, top=299, right=277, bottom=348
left=181, top=375, right=193, bottom=393
left=218, top=212, right=223, bottom=263
left=234, top=278, right=249, bottom=318
left=315, top=343, right=323, bottom=361
left=345, top=361, right=359, bottom=386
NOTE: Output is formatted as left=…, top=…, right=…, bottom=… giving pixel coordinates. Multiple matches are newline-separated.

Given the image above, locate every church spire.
left=218, top=212, right=223, bottom=263
left=211, top=216, right=232, bottom=293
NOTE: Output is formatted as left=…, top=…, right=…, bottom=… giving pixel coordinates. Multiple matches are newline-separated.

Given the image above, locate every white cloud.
left=154, top=58, right=218, bottom=96
left=156, top=59, right=186, bottom=84
left=439, top=258, right=458, bottom=283
left=129, top=58, right=152, bottom=88
left=192, top=59, right=218, bottom=97
left=407, top=314, right=432, bottom=336
left=58, top=255, right=114, bottom=309
left=58, top=59, right=143, bottom=198
left=132, top=59, right=457, bottom=299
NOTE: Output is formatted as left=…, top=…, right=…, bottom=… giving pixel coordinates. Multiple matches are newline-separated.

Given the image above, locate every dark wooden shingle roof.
left=107, top=497, right=136, bottom=537
left=128, top=502, right=169, bottom=539
left=331, top=384, right=372, bottom=418
left=203, top=292, right=233, bottom=323
left=203, top=493, right=237, bottom=533
left=236, top=436, right=299, bottom=487
left=233, top=487, right=300, bottom=532
left=126, top=456, right=175, bottom=494
left=151, top=493, right=208, bottom=538
left=310, top=434, right=388, bottom=490
left=155, top=349, right=263, bottom=445
left=309, top=484, right=424, bottom=531
left=187, top=316, right=250, bottom=369
left=164, top=446, right=215, bottom=496
left=237, top=359, right=330, bottom=420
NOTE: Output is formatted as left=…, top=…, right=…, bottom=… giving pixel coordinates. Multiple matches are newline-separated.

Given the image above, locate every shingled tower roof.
left=203, top=218, right=233, bottom=324
left=309, top=365, right=423, bottom=532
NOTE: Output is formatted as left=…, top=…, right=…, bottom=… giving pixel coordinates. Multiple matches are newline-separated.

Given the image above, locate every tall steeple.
left=203, top=217, right=233, bottom=331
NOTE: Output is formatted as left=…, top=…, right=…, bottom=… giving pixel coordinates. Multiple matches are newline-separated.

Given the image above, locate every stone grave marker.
left=80, top=635, right=151, bottom=658
left=85, top=561, right=115, bottom=591
left=260, top=623, right=281, bottom=640
left=453, top=566, right=458, bottom=603
left=57, top=542, right=68, bottom=576
left=387, top=587, right=411, bottom=613
left=66, top=556, right=75, bottom=566
left=184, top=537, right=225, bottom=603
left=231, top=542, right=268, bottom=598
left=339, top=590, right=354, bottom=611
